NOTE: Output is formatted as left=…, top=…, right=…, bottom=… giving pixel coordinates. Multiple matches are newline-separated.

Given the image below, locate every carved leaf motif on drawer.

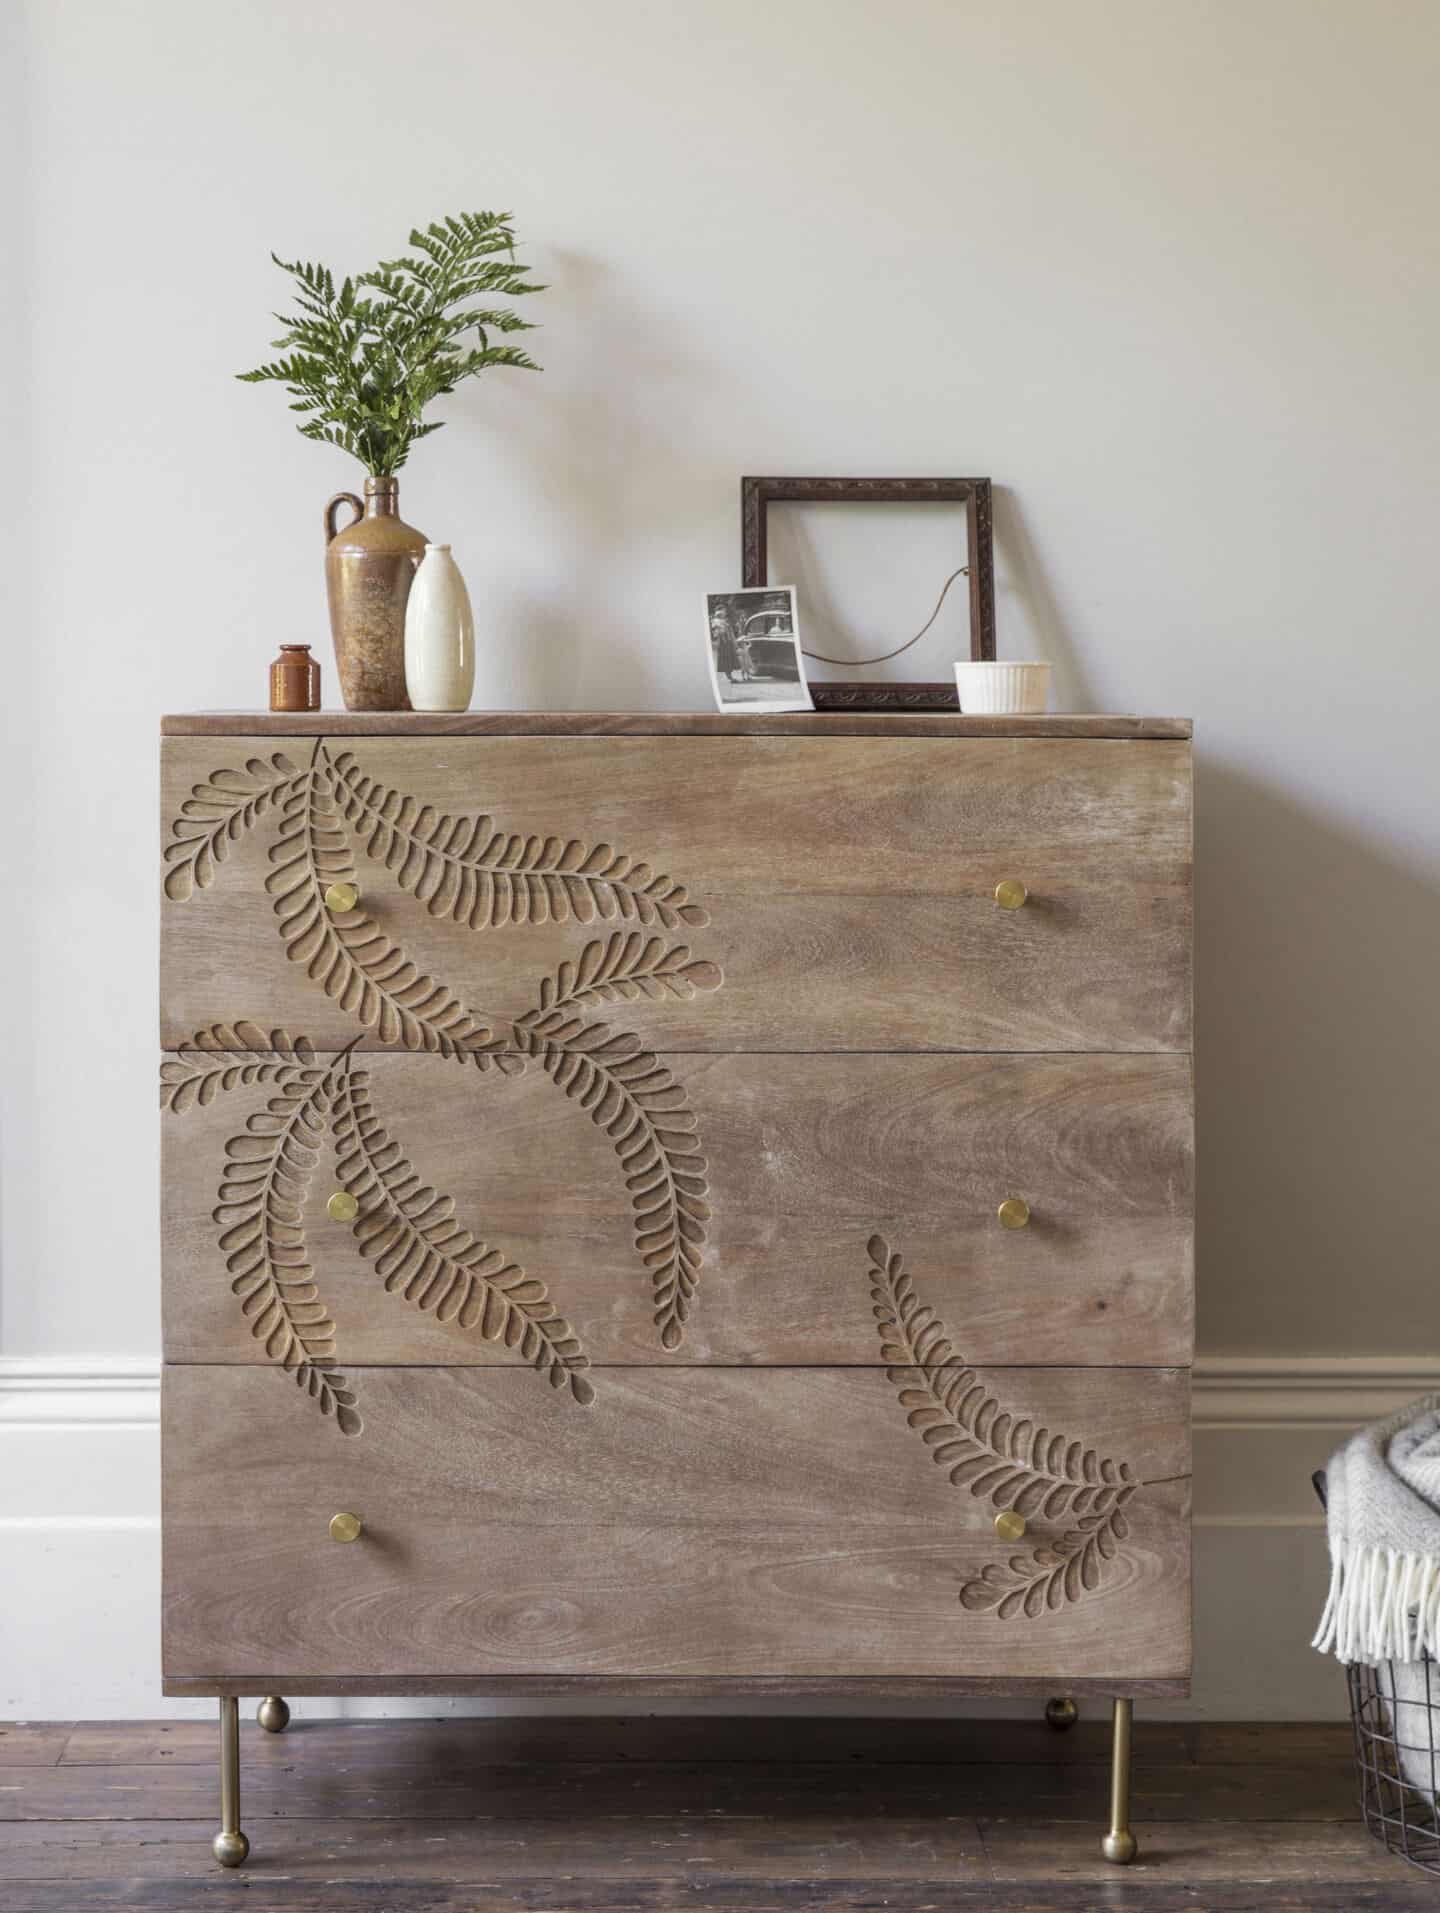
left=327, top=749, right=710, bottom=931
left=866, top=1234, right=1189, bottom=1619
left=330, top=1059, right=595, bottom=1405
left=267, top=759, right=514, bottom=1069
left=512, top=935, right=719, bottom=1352
left=167, top=1024, right=598, bottom=1432
left=212, top=1052, right=362, bottom=1435
left=162, top=754, right=306, bottom=901
left=159, top=1023, right=319, bottom=1113
left=162, top=740, right=724, bottom=1359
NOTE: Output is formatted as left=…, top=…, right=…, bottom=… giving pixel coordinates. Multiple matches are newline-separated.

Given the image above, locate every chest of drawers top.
left=162, top=713, right=1192, bottom=734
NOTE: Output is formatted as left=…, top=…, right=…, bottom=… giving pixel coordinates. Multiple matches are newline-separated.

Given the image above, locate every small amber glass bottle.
left=269, top=644, right=321, bottom=712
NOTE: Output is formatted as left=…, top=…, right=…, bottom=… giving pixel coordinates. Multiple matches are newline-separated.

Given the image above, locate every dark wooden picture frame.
left=740, top=476, right=995, bottom=711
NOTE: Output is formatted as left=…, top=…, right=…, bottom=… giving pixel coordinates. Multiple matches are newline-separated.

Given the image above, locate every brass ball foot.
left=1102, top=1829, right=1138, bottom=1865
left=212, top=1829, right=250, bottom=1869
left=1044, top=1696, right=1078, bottom=1732
left=257, top=1695, right=290, bottom=1733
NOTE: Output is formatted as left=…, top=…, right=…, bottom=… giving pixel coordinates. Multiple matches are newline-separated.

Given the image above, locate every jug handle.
left=325, top=492, right=364, bottom=545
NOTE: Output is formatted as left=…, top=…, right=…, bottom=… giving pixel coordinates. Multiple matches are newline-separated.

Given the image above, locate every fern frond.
left=213, top=1067, right=361, bottom=1435
left=527, top=932, right=722, bottom=1014
left=264, top=753, right=516, bottom=1070
left=865, top=1234, right=1148, bottom=1617
left=513, top=998, right=711, bottom=1351
left=240, top=210, right=543, bottom=477
left=325, top=747, right=709, bottom=931
left=957, top=1504, right=1132, bottom=1620
left=161, top=1024, right=319, bottom=1113
left=330, top=1062, right=593, bottom=1405
left=163, top=754, right=305, bottom=901
left=867, top=1233, right=1135, bottom=1521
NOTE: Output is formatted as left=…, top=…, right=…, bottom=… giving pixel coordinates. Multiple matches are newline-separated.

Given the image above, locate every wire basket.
left=1316, top=1470, right=1440, bottom=1876
left=1349, top=1657, right=1440, bottom=1875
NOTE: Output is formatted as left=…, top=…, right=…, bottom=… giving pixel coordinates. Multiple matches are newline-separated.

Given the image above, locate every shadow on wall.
left=985, top=500, right=1436, bottom=1362
left=1195, top=763, right=1440, bottom=1354
left=448, top=249, right=731, bottom=710
left=977, top=499, right=1438, bottom=1365
left=992, top=488, right=1094, bottom=714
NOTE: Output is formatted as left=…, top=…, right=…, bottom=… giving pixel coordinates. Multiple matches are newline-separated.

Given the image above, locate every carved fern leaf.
left=867, top=1234, right=1135, bottom=1523
left=329, top=1062, right=594, bottom=1405
left=327, top=747, right=710, bottom=930
left=867, top=1233, right=1146, bottom=1617
left=213, top=1069, right=361, bottom=1435
left=160, top=1023, right=319, bottom=1113
left=163, top=755, right=304, bottom=901
left=958, top=1503, right=1133, bottom=1620
left=265, top=761, right=518, bottom=1072
left=530, top=931, right=723, bottom=1015
left=514, top=1000, right=710, bottom=1351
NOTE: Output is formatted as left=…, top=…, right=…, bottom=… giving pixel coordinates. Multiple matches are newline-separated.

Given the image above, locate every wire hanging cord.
left=800, top=566, right=969, bottom=668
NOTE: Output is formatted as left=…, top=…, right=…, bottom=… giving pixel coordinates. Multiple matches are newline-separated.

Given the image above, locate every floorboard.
left=1, top=1717, right=1435, bottom=1911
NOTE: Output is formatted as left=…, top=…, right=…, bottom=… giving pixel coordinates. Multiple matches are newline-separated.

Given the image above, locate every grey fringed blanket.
left=1314, top=1394, right=1440, bottom=1666
left=1315, top=1394, right=1440, bottom=1802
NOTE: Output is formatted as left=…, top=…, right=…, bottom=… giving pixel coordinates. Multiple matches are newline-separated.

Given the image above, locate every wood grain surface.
left=156, top=724, right=1195, bottom=1718
left=4, top=1718, right=1412, bottom=1913
left=0, top=1864, right=1402, bottom=1912
left=160, top=735, right=1193, bottom=1053
left=162, top=710, right=1194, bottom=738
left=162, top=1050, right=1193, bottom=1368
left=2, top=1753, right=1350, bottom=1828
left=48, top=1714, right=1200, bottom=1764
left=162, top=1364, right=1190, bottom=1683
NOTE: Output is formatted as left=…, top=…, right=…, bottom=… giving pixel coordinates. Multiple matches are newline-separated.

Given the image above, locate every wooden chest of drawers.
left=158, top=711, right=1193, bottom=1865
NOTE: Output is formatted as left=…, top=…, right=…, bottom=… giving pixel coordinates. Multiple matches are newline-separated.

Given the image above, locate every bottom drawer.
left=163, top=1364, right=1190, bottom=1683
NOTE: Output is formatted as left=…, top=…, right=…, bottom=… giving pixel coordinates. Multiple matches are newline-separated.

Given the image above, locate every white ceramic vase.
left=404, top=543, right=475, bottom=712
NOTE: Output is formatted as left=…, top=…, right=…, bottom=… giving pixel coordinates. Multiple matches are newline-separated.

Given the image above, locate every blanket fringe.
left=1313, top=1542, right=1440, bottom=1664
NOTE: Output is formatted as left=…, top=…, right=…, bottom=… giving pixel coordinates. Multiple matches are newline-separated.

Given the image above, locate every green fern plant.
left=238, top=211, right=542, bottom=476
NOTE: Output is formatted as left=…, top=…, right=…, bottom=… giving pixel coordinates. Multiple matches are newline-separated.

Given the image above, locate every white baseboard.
left=4, top=1354, right=1430, bottom=1722
left=0, top=1355, right=160, bottom=1425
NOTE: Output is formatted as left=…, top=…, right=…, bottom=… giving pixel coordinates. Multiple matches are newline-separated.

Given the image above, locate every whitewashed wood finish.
left=161, top=1051, right=1193, bottom=1368
left=157, top=718, right=1196, bottom=1707
left=163, top=711, right=1195, bottom=737
left=161, top=1364, right=1191, bottom=1681
left=159, top=736, right=1193, bottom=1053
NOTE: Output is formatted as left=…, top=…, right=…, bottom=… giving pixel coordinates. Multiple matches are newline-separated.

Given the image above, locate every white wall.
left=4, top=0, right=1439, bottom=1718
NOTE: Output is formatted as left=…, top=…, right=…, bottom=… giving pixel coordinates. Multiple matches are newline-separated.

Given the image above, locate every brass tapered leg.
left=1101, top=1697, right=1138, bottom=1864
left=1044, top=1696, right=1078, bottom=1732
left=211, top=1697, right=249, bottom=1868
left=257, top=1695, right=290, bottom=1733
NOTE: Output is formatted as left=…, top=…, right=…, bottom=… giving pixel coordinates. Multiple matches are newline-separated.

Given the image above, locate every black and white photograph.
left=705, top=587, right=813, bottom=712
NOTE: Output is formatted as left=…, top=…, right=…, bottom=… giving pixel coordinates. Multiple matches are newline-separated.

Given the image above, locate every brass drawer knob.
left=326, top=1190, right=359, bottom=1223
left=323, top=880, right=360, bottom=914
left=329, top=1512, right=363, bottom=1544
left=997, top=1197, right=1031, bottom=1230
left=993, top=878, right=1029, bottom=910
left=994, top=1509, right=1027, bottom=1543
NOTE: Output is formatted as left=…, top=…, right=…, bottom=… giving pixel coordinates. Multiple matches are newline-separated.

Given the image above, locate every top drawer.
left=160, top=735, right=1192, bottom=1053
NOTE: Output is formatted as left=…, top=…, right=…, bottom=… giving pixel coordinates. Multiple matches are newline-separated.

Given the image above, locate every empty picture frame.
left=740, top=476, right=996, bottom=710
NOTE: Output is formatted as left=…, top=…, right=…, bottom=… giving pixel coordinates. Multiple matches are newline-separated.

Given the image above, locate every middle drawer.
left=163, top=1050, right=1193, bottom=1368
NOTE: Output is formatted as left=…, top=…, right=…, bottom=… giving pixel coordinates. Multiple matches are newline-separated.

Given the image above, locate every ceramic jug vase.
left=323, top=476, right=428, bottom=710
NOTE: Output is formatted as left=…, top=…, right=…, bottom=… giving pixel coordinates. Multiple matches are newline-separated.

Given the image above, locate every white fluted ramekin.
left=953, top=661, right=1051, bottom=714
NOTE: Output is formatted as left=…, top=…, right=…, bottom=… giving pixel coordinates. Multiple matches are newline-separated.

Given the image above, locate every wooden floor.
left=1, top=1715, right=1435, bottom=1911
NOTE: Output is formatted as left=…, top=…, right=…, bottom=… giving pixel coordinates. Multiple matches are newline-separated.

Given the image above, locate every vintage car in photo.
left=739, top=609, right=799, bottom=679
